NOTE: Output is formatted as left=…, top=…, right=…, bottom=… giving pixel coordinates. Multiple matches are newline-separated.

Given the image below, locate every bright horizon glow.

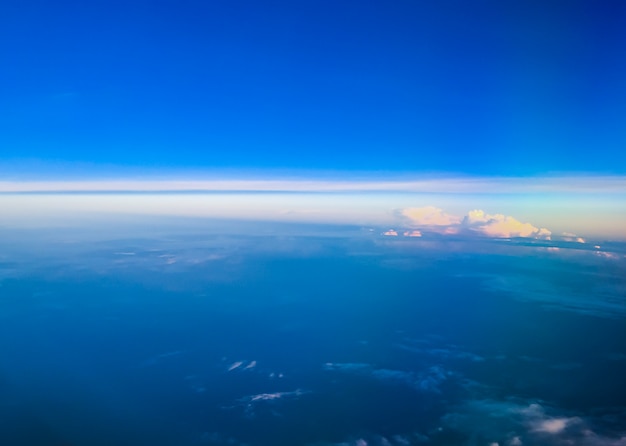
left=1, top=189, right=624, bottom=241
left=1, top=174, right=625, bottom=194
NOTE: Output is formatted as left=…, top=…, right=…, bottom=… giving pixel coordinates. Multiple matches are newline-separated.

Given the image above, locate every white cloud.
left=227, top=360, right=258, bottom=372
left=443, top=399, right=626, bottom=446
left=403, top=230, right=422, bottom=237
left=463, top=210, right=552, bottom=239
left=532, top=417, right=572, bottom=434
left=396, top=207, right=552, bottom=240
left=244, top=360, right=257, bottom=370
left=227, top=361, right=244, bottom=371
left=562, top=232, right=586, bottom=243
left=399, top=206, right=461, bottom=228
left=249, top=391, right=295, bottom=402
left=235, top=388, right=309, bottom=418
left=383, top=229, right=398, bottom=236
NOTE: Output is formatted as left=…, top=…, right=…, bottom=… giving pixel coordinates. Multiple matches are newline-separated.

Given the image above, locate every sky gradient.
left=1, top=1, right=625, bottom=239
left=1, top=5, right=626, bottom=444
left=2, top=0, right=626, bottom=174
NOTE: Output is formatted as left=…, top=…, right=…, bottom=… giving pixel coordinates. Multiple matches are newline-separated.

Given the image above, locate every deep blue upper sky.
left=1, top=0, right=625, bottom=176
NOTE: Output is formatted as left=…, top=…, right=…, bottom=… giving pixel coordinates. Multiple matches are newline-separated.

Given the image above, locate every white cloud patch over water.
left=235, top=389, right=309, bottom=418
left=442, top=399, right=626, bottom=446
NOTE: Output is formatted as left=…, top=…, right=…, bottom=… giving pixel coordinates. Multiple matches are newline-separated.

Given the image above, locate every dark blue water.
left=1, top=226, right=625, bottom=445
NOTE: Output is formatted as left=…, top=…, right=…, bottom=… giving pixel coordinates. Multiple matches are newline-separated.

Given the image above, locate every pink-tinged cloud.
left=383, top=229, right=398, bottom=236
left=403, top=230, right=422, bottom=237
left=533, top=417, right=571, bottom=434
left=399, top=206, right=461, bottom=227
left=463, top=210, right=552, bottom=239
left=397, top=207, right=552, bottom=240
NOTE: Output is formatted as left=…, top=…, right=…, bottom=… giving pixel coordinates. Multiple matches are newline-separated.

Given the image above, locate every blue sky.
left=2, top=0, right=625, bottom=175
left=1, top=1, right=625, bottom=239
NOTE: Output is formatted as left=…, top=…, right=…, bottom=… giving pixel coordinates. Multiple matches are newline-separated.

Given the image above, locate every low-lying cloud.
left=443, top=399, right=626, bottom=446
left=395, top=207, right=553, bottom=240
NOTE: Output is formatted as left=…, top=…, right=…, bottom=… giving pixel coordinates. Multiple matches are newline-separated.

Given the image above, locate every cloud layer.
left=1, top=175, right=625, bottom=193
left=396, top=207, right=553, bottom=239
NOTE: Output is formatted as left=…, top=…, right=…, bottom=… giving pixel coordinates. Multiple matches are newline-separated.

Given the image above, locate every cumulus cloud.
left=463, top=210, right=552, bottom=239
left=395, top=207, right=552, bottom=240
left=399, top=206, right=461, bottom=228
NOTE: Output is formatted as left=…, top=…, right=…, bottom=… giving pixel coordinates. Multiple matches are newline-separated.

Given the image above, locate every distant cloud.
left=403, top=230, right=422, bottom=237
left=463, top=210, right=551, bottom=239
left=246, top=389, right=305, bottom=402
left=236, top=388, right=308, bottom=418
left=396, top=207, right=551, bottom=240
left=399, top=206, right=461, bottom=228
left=383, top=229, right=398, bottom=236
left=562, top=232, right=586, bottom=243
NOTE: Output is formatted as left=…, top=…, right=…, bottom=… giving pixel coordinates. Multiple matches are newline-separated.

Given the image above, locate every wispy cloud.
left=443, top=399, right=626, bottom=446
left=234, top=388, right=309, bottom=418
left=1, top=175, right=625, bottom=193
left=323, top=362, right=450, bottom=394
left=226, top=360, right=257, bottom=372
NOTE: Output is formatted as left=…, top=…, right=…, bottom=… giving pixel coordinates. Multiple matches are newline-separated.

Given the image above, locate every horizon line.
left=1, top=175, right=625, bottom=194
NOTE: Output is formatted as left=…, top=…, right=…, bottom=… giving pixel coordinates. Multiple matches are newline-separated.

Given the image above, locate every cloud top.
left=463, top=210, right=552, bottom=239
left=395, top=207, right=553, bottom=240
left=401, top=206, right=461, bottom=227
